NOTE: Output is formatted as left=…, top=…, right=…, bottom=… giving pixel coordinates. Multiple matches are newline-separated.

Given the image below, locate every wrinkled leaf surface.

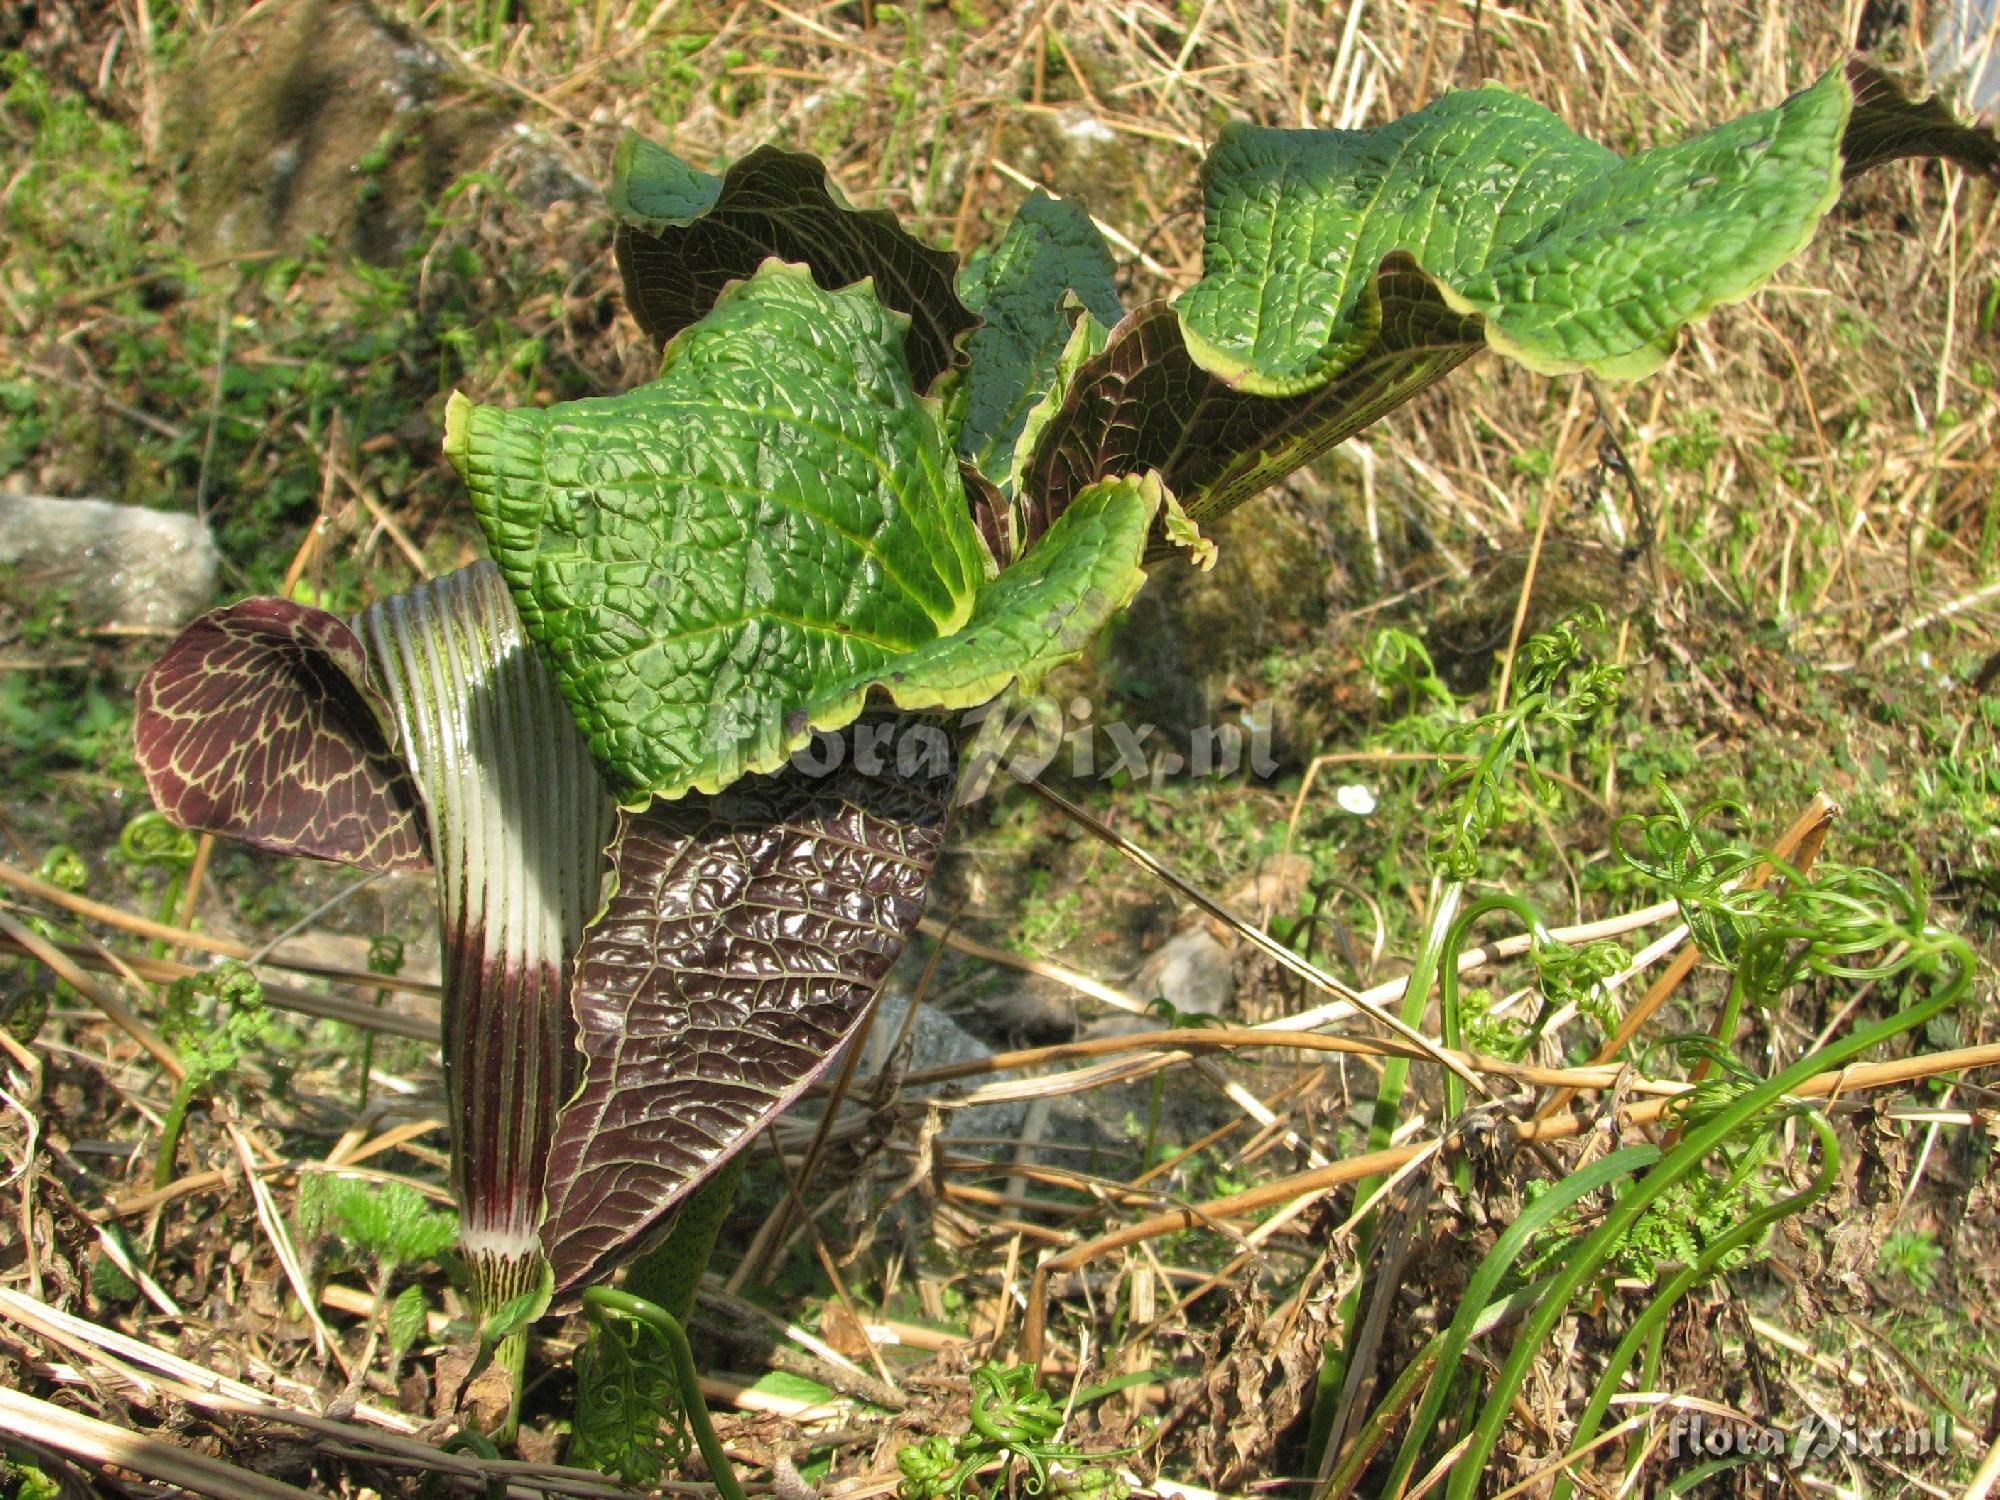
left=452, top=262, right=1158, bottom=801
left=1019, top=58, right=2000, bottom=542
left=540, top=715, right=956, bottom=1300
left=953, top=192, right=1123, bottom=507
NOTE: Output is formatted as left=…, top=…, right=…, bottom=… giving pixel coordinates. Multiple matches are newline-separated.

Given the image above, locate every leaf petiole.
left=580, top=1287, right=749, bottom=1500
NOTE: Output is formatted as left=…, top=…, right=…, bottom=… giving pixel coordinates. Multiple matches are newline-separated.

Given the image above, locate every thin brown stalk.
left=0, top=860, right=440, bottom=997
left=897, top=1025, right=1653, bottom=1094
left=0, top=908, right=182, bottom=1078
left=1021, top=1039, right=2000, bottom=1364
left=1262, top=895, right=1684, bottom=1033
left=1491, top=459, right=1560, bottom=712
left=0, top=1385, right=318, bottom=1500
left=99, top=1122, right=449, bottom=1221
left=1023, top=779, right=1485, bottom=1095
left=0, top=931, right=437, bottom=1038
left=173, top=832, right=213, bottom=947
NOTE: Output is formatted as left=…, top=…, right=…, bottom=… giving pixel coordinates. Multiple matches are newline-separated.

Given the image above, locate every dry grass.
left=3, top=0, right=1999, bottom=1496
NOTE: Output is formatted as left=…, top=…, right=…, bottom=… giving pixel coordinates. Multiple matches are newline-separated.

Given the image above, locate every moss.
left=1091, top=468, right=1358, bottom=766
left=164, top=0, right=516, bottom=265
left=1427, top=537, right=1640, bottom=694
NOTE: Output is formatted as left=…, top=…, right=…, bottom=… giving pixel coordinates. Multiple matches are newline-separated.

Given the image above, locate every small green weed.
left=1878, top=1228, right=1944, bottom=1296
left=153, top=963, right=270, bottom=1189
left=898, top=1364, right=1132, bottom=1500
left=298, top=1174, right=458, bottom=1387
left=1015, top=871, right=1084, bottom=954
left=0, top=1453, right=62, bottom=1500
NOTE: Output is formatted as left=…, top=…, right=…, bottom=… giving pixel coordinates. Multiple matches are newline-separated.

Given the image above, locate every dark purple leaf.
left=1841, top=57, right=2000, bottom=179
left=1016, top=259, right=1483, bottom=553
left=133, top=597, right=430, bottom=872
left=611, top=138, right=976, bottom=393
left=539, top=715, right=956, bottom=1301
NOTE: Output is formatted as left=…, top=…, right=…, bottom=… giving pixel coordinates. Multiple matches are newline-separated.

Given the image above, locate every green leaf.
left=451, top=261, right=1159, bottom=803
left=954, top=193, right=1123, bottom=505
left=294, top=1171, right=331, bottom=1243
left=1158, top=489, right=1215, bottom=571
left=387, top=1283, right=431, bottom=1360
left=89, top=1248, right=139, bottom=1305
left=836, top=468, right=1157, bottom=705
left=1019, top=58, right=2000, bottom=541
left=1009, top=309, right=1112, bottom=549
left=3, top=1457, right=60, bottom=1500
left=744, top=1370, right=836, bottom=1404
left=324, top=1178, right=459, bottom=1269
left=162, top=962, right=268, bottom=1090
left=612, top=136, right=976, bottom=392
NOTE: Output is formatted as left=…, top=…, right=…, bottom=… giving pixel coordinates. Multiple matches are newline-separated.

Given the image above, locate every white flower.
left=1062, top=111, right=1119, bottom=146
left=1336, top=783, right=1378, bottom=816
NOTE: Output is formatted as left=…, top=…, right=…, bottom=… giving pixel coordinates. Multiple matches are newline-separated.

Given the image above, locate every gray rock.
left=1931, top=0, right=2000, bottom=112
left=1089, top=851, right=1315, bottom=1037
left=1122, top=924, right=1236, bottom=1022
left=868, top=988, right=1236, bottom=1166
left=0, top=495, right=219, bottom=632
left=868, top=990, right=1043, bottom=1144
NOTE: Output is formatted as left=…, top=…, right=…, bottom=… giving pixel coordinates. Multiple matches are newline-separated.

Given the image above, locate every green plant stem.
left=465, top=1249, right=552, bottom=1444
left=490, top=1326, right=528, bottom=1443
left=582, top=1287, right=749, bottom=1500
left=439, top=1428, right=508, bottom=1500
left=1380, top=1146, right=1659, bottom=1499
left=355, top=1031, right=375, bottom=1116
left=1708, top=968, right=1752, bottom=1061
left=569, top=1162, right=744, bottom=1482
left=1437, top=892, right=1552, bottom=1146
left=1368, top=880, right=1466, bottom=1159
left=354, top=983, right=389, bottom=1115
left=148, top=874, right=185, bottom=962
left=1547, top=1111, right=1840, bottom=1500
left=1318, top=1274, right=1562, bottom=1498
left=1303, top=878, right=1462, bottom=1471
left=625, top=1156, right=745, bottom=1324
left=1140, top=1070, right=1165, bottom=1173
left=152, top=1076, right=199, bottom=1190
left=1444, top=929, right=1972, bottom=1499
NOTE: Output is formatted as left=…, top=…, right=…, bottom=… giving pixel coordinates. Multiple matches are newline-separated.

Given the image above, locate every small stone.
left=0, top=495, right=219, bottom=633
left=1125, top=924, right=1236, bottom=1022
left=1115, top=851, right=1315, bottom=1025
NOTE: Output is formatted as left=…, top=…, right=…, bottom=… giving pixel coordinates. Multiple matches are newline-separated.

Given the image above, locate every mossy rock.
left=1093, top=478, right=1347, bottom=769
left=1427, top=537, right=1641, bottom=693
left=164, top=0, right=517, bottom=264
